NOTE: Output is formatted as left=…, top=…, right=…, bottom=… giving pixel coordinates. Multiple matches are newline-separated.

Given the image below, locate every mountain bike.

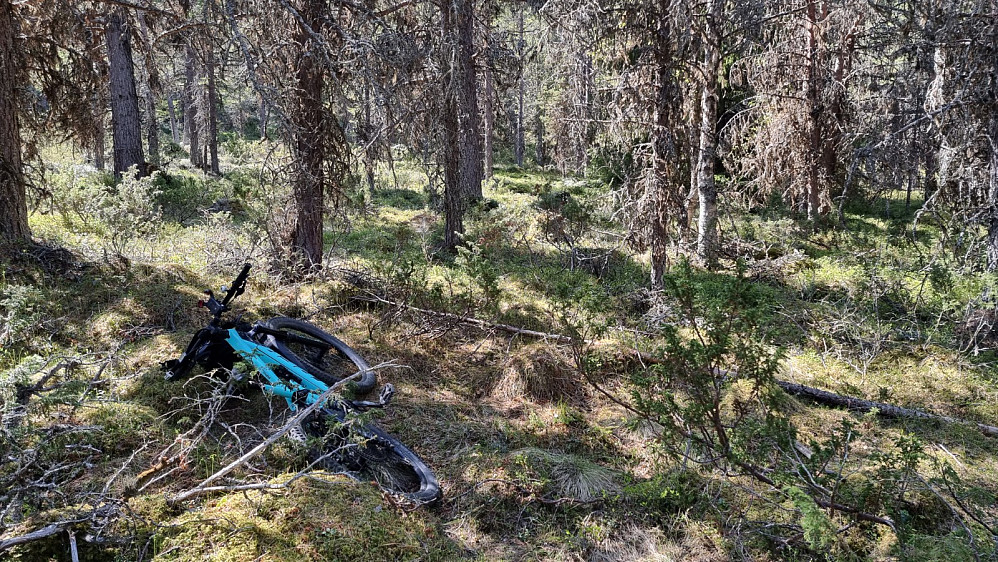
left=161, top=263, right=441, bottom=503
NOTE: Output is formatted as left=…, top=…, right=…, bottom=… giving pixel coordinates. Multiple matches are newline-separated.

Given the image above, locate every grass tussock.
left=488, top=343, right=587, bottom=405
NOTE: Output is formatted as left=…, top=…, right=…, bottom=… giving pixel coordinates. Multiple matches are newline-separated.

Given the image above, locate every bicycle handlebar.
left=199, top=263, right=251, bottom=320
left=222, top=263, right=251, bottom=306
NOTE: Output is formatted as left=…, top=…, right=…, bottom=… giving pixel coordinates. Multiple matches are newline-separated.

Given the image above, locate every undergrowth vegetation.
left=4, top=146, right=998, bottom=560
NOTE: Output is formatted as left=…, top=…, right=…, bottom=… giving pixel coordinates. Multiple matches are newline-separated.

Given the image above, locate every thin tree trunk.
left=167, top=91, right=179, bottom=143
left=514, top=5, right=525, bottom=168
left=184, top=45, right=202, bottom=169
left=362, top=83, right=376, bottom=193
left=695, top=0, right=723, bottom=268
left=987, top=113, right=998, bottom=271
left=291, top=0, right=326, bottom=270
left=441, top=5, right=464, bottom=251
left=482, top=32, right=495, bottom=179
left=649, top=0, right=680, bottom=287
left=137, top=13, right=159, bottom=167
left=259, top=94, right=269, bottom=140
left=534, top=112, right=545, bottom=166
left=206, top=47, right=220, bottom=175
left=91, top=99, right=107, bottom=171
left=456, top=0, right=483, bottom=201
left=0, top=0, right=28, bottom=242
left=106, top=10, right=146, bottom=176
left=805, top=0, right=822, bottom=220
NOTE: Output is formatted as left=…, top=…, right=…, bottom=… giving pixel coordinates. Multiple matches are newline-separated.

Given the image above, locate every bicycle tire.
left=262, top=317, right=377, bottom=394
left=302, top=408, right=442, bottom=504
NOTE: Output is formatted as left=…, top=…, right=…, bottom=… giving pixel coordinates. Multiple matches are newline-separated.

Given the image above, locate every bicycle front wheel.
left=262, top=317, right=377, bottom=394
left=353, top=423, right=442, bottom=504
left=301, top=408, right=442, bottom=504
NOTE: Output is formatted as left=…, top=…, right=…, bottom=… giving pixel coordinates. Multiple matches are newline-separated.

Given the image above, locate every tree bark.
left=482, top=32, right=495, bottom=179
left=106, top=10, right=147, bottom=177
left=514, top=6, right=525, bottom=168
left=534, top=112, right=546, bottom=166
left=136, top=13, right=159, bottom=167
left=694, top=0, right=723, bottom=268
left=440, top=2, right=464, bottom=251
left=184, top=45, right=202, bottom=169
left=987, top=114, right=998, bottom=271
left=206, top=47, right=220, bottom=175
left=804, top=0, right=832, bottom=221
left=455, top=0, right=483, bottom=201
left=167, top=91, right=179, bottom=143
left=649, top=0, right=681, bottom=287
left=0, top=0, right=28, bottom=243
left=259, top=94, right=269, bottom=140
left=291, top=0, right=326, bottom=270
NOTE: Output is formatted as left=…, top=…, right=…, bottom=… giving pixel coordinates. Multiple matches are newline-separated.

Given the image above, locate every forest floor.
left=4, top=147, right=998, bottom=560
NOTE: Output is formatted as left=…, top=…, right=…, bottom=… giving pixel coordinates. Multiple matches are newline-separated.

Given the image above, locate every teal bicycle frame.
left=225, top=328, right=330, bottom=410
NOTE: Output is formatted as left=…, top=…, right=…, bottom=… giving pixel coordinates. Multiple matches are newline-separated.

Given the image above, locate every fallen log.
left=776, top=380, right=998, bottom=438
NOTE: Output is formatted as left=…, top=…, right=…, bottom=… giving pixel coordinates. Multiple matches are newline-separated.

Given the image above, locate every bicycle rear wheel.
left=262, top=317, right=377, bottom=394
left=301, top=408, right=441, bottom=504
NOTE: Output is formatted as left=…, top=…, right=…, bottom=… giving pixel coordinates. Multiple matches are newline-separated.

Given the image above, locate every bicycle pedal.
left=379, top=383, right=395, bottom=406
left=286, top=423, right=308, bottom=446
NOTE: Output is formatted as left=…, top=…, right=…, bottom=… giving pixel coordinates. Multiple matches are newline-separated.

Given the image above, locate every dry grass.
left=487, top=343, right=587, bottom=405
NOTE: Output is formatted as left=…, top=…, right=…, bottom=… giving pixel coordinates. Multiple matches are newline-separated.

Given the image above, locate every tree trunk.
left=455, top=0, right=482, bottom=201
left=106, top=10, right=146, bottom=177
left=534, top=112, right=546, bottom=166
left=648, top=0, right=681, bottom=287
left=694, top=0, right=723, bottom=268
left=184, top=45, right=202, bottom=169
left=167, top=91, right=179, bottom=143
left=136, top=13, right=159, bottom=167
left=987, top=114, right=998, bottom=271
left=362, top=83, right=376, bottom=193
left=441, top=5, right=464, bottom=251
left=206, top=47, right=220, bottom=175
left=514, top=6, right=525, bottom=167
left=645, top=0, right=685, bottom=287
left=259, top=94, right=269, bottom=140
left=0, top=0, right=28, bottom=242
left=291, top=0, right=326, bottom=270
left=804, top=0, right=832, bottom=221
left=482, top=33, right=495, bottom=179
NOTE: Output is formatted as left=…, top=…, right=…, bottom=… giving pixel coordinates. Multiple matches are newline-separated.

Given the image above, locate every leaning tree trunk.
left=291, top=0, right=326, bottom=270
left=456, top=0, right=483, bottom=201
left=0, top=0, right=28, bottom=242
left=106, top=10, right=146, bottom=177
left=694, top=0, right=723, bottom=268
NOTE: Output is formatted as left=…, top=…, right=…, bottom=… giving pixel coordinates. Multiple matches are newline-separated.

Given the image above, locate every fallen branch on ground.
left=168, top=363, right=392, bottom=504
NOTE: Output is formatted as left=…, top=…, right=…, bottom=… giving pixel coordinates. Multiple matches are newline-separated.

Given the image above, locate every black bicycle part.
left=222, top=263, right=251, bottom=306
left=301, top=407, right=442, bottom=504
left=260, top=317, right=377, bottom=394
left=162, top=326, right=238, bottom=380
